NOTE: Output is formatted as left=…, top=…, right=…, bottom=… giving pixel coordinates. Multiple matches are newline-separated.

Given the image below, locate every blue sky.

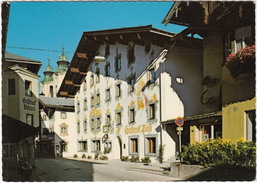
left=6, top=1, right=187, bottom=81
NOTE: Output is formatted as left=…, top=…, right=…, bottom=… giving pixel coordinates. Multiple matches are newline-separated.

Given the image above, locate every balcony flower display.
left=225, top=45, right=255, bottom=77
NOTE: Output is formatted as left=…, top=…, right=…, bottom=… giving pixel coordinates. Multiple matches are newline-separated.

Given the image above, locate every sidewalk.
left=64, top=156, right=183, bottom=179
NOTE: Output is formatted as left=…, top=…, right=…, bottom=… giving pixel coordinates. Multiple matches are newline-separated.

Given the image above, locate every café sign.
left=125, top=123, right=152, bottom=134
left=22, top=98, right=36, bottom=111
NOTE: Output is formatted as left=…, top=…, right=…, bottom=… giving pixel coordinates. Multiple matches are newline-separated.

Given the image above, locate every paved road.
left=35, top=158, right=177, bottom=181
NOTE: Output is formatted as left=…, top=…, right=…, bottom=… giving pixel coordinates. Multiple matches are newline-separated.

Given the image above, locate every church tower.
left=40, top=59, right=54, bottom=97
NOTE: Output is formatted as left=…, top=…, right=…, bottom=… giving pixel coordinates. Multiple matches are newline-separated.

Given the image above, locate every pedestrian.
left=17, top=157, right=32, bottom=181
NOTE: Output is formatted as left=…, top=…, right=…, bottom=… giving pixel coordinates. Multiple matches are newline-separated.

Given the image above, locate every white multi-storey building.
left=38, top=49, right=76, bottom=158
left=58, top=25, right=203, bottom=162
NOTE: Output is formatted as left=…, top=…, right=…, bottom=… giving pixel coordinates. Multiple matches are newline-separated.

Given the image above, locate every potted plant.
left=225, top=45, right=255, bottom=77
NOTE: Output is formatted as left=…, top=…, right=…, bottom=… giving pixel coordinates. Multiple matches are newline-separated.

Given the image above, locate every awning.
left=2, top=114, right=39, bottom=143
left=161, top=111, right=222, bottom=125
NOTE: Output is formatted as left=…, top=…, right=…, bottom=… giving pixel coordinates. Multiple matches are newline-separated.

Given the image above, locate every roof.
left=161, top=111, right=222, bottom=125
left=2, top=114, right=39, bottom=143
left=39, top=96, right=74, bottom=109
left=5, top=52, right=42, bottom=74
left=57, top=25, right=201, bottom=97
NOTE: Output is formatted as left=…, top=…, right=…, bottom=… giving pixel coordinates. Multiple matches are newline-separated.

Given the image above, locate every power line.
left=7, top=46, right=73, bottom=53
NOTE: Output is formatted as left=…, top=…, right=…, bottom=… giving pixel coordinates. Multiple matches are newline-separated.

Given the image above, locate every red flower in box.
left=226, top=45, right=255, bottom=77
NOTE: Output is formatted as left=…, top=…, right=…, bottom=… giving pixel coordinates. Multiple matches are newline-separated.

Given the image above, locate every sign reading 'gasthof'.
left=22, top=98, right=36, bottom=111
left=125, top=123, right=152, bottom=134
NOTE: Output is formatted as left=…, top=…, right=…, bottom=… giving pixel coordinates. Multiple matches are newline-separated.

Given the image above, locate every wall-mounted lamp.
left=176, top=77, right=184, bottom=84
left=94, top=56, right=106, bottom=63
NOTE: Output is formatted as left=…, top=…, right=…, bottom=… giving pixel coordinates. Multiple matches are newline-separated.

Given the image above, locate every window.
left=25, top=80, right=32, bottom=96
left=91, top=119, right=94, bottom=130
left=105, top=63, right=110, bottom=77
left=77, top=101, right=80, bottom=113
left=117, top=112, right=121, bottom=125
left=78, top=141, right=88, bottom=152
left=129, top=109, right=135, bottom=123
left=42, top=128, right=49, bottom=135
left=96, top=93, right=100, bottom=105
left=83, top=80, right=87, bottom=90
left=146, top=137, right=156, bottom=154
left=90, top=74, right=94, bottom=86
left=116, top=84, right=121, bottom=98
left=106, top=88, right=110, bottom=101
left=234, top=25, right=252, bottom=52
left=96, top=68, right=100, bottom=83
left=84, top=99, right=87, bottom=110
left=3, top=144, right=16, bottom=158
left=61, top=126, right=68, bottom=135
left=26, top=114, right=33, bottom=126
left=130, top=138, right=138, bottom=153
left=8, top=78, right=15, bottom=95
left=61, top=112, right=67, bottom=119
left=92, top=140, right=101, bottom=151
left=246, top=110, right=256, bottom=142
left=128, top=77, right=135, bottom=92
left=96, top=117, right=101, bottom=129
left=50, top=85, right=53, bottom=97
left=77, top=120, right=80, bottom=133
left=148, top=69, right=155, bottom=84
left=62, top=143, right=68, bottom=152
left=148, top=104, right=155, bottom=120
left=91, top=96, right=94, bottom=107
left=127, top=44, right=135, bottom=66
left=83, top=120, right=87, bottom=132
left=43, top=114, right=47, bottom=120
left=200, top=123, right=222, bottom=142
left=115, top=55, right=121, bottom=71
left=106, top=115, right=111, bottom=126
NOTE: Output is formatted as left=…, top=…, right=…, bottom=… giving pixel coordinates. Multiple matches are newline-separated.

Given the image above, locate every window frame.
left=92, top=139, right=101, bottom=152
left=78, top=140, right=88, bottom=152
left=129, top=136, right=139, bottom=155
left=8, top=78, right=15, bottom=95
left=26, top=114, right=34, bottom=126
left=25, top=80, right=32, bottom=97
left=145, top=135, right=157, bottom=156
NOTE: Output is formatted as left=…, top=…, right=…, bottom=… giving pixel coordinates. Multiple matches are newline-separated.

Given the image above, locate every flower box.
left=225, top=45, right=255, bottom=77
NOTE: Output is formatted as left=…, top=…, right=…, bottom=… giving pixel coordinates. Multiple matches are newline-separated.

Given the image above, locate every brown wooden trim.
left=64, top=80, right=73, bottom=85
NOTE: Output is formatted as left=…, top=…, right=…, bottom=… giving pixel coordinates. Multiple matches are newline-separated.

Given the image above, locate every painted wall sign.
left=125, top=123, right=152, bottom=134
left=22, top=98, right=36, bottom=111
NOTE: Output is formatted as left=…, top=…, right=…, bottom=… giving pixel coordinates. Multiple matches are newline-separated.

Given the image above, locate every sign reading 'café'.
left=22, top=98, right=36, bottom=111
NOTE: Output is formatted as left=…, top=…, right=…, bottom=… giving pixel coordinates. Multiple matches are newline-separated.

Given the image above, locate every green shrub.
left=100, top=155, right=108, bottom=160
left=73, top=154, right=78, bottom=158
left=130, top=156, right=139, bottom=163
left=121, top=156, right=129, bottom=161
left=87, top=155, right=92, bottom=159
left=141, top=157, right=151, bottom=164
left=181, top=138, right=256, bottom=168
left=94, top=153, right=99, bottom=160
left=82, top=154, right=86, bottom=158
left=104, top=147, right=111, bottom=154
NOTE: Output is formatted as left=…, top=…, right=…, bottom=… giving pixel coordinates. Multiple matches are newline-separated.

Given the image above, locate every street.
left=35, top=158, right=177, bottom=181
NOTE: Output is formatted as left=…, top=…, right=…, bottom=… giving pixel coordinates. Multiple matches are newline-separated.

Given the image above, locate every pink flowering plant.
left=226, top=45, right=255, bottom=77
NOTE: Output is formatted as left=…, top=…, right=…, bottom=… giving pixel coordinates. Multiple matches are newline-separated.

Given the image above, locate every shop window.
left=129, top=108, right=135, bottom=123
left=61, top=112, right=67, bottom=119
left=105, top=63, right=110, bottom=77
left=246, top=110, right=256, bottom=142
left=8, top=78, right=15, bottom=95
left=148, top=103, right=155, bottom=120
left=201, top=123, right=222, bottom=142
left=116, top=83, right=121, bottom=98
left=146, top=137, right=156, bottom=154
left=2, top=144, right=16, bottom=158
left=117, top=112, right=121, bottom=125
left=25, top=80, right=32, bottom=96
left=26, top=114, right=34, bottom=126
left=130, top=138, right=138, bottom=154
left=78, top=141, right=88, bottom=152
left=106, top=88, right=110, bottom=101
left=92, top=140, right=101, bottom=152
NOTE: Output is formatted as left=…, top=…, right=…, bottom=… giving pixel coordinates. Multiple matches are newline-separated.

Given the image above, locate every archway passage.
left=117, top=136, right=122, bottom=160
